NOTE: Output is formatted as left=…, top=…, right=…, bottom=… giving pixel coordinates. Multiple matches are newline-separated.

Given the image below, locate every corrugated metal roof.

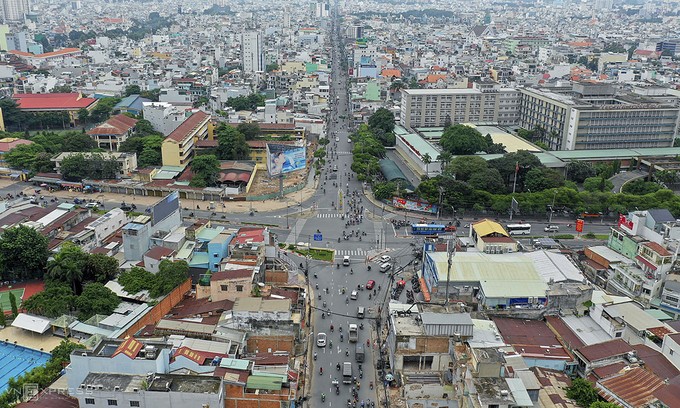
left=245, top=373, right=284, bottom=390
left=472, top=219, right=508, bottom=237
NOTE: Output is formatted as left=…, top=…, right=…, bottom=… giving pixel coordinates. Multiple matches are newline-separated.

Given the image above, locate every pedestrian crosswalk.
left=316, top=213, right=343, bottom=218
left=335, top=249, right=367, bottom=256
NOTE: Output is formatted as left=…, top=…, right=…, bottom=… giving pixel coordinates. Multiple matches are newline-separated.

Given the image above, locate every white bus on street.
left=506, top=223, right=532, bottom=236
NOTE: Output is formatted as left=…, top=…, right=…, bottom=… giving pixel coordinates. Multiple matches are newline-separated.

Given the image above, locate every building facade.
left=161, top=111, right=210, bottom=167
left=519, top=83, right=680, bottom=150
left=241, top=31, right=264, bottom=74
left=400, top=81, right=520, bottom=129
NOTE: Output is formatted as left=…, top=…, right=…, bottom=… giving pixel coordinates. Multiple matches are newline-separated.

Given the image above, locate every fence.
left=118, top=278, right=192, bottom=338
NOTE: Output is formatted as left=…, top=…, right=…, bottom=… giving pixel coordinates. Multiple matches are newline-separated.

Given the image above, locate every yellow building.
left=161, top=111, right=211, bottom=167
left=469, top=219, right=518, bottom=253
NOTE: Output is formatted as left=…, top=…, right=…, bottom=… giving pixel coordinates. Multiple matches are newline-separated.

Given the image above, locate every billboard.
left=392, top=197, right=438, bottom=214
left=266, top=144, right=306, bottom=176
left=575, top=219, right=584, bottom=233
left=152, top=191, right=179, bottom=226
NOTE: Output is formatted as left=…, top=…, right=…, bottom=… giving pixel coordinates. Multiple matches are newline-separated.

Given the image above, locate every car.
left=316, top=332, right=327, bottom=347
left=343, top=255, right=351, bottom=266
left=379, top=255, right=391, bottom=263
left=366, top=280, right=375, bottom=290
left=73, top=198, right=83, bottom=205
left=347, top=139, right=352, bottom=143
left=350, top=290, right=358, bottom=300
left=85, top=202, right=98, bottom=209
left=544, top=225, right=559, bottom=232
left=120, top=205, right=132, bottom=212
left=335, top=137, right=340, bottom=142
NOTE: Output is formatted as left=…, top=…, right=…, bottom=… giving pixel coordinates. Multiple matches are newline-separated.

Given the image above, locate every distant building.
left=52, top=152, right=137, bottom=177
left=142, top=102, right=187, bottom=136
left=13, top=92, right=97, bottom=126
left=241, top=31, right=264, bottom=74
left=114, top=95, right=151, bottom=116
left=0, top=0, right=30, bottom=21
left=87, top=114, right=138, bottom=151
left=400, top=81, right=521, bottom=129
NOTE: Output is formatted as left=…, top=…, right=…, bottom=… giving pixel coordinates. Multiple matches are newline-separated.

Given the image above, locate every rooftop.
left=576, top=339, right=633, bottom=362
left=148, top=374, right=221, bottom=393
left=14, top=93, right=96, bottom=110
left=165, top=111, right=209, bottom=143
left=598, top=367, right=664, bottom=407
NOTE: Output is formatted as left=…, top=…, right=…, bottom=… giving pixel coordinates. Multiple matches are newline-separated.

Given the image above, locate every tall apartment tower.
left=0, top=0, right=30, bottom=21
left=241, top=31, right=264, bottom=74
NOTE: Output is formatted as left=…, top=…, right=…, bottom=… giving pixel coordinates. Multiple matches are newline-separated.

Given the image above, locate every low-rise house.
left=13, top=92, right=97, bottom=126
left=87, top=114, right=138, bottom=151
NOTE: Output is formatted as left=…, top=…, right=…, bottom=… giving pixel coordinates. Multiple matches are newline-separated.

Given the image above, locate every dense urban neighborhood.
left=2, top=0, right=680, bottom=408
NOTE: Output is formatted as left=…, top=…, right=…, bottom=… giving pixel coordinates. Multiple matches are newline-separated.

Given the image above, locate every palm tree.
left=437, top=151, right=453, bottom=169
left=422, top=153, right=432, bottom=176
left=47, top=257, right=83, bottom=294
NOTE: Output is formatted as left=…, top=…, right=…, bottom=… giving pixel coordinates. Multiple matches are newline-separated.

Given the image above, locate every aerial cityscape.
left=1, top=0, right=680, bottom=407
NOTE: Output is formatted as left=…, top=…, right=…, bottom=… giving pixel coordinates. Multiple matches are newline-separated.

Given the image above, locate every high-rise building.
left=314, top=1, right=329, bottom=18
left=241, top=31, right=264, bottom=74
left=519, top=83, right=680, bottom=150
left=0, top=0, right=30, bottom=21
left=400, top=81, right=521, bottom=129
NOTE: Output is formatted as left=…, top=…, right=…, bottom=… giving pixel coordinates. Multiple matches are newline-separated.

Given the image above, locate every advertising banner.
left=392, top=197, right=438, bottom=214
left=266, top=144, right=306, bottom=176
left=575, top=219, right=584, bottom=233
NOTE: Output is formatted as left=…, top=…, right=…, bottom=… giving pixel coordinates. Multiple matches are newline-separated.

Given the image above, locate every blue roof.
left=114, top=95, right=150, bottom=112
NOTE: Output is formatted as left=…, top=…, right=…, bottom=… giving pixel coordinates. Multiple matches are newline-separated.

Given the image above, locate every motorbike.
left=320, top=367, right=323, bottom=375
left=322, top=313, right=325, bottom=319
left=370, top=381, right=373, bottom=390
left=340, top=334, right=344, bottom=342
left=322, top=393, right=326, bottom=402
left=336, top=363, right=341, bottom=370
left=359, top=323, right=364, bottom=330
left=314, top=352, right=317, bottom=360
left=367, top=265, right=371, bottom=271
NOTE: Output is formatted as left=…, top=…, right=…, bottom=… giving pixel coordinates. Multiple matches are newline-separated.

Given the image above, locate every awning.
left=11, top=313, right=52, bottom=334
left=30, top=176, right=62, bottom=184
left=636, top=255, right=657, bottom=271
left=61, top=182, right=83, bottom=188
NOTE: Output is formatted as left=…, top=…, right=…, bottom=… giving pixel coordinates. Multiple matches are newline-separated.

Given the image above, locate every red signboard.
left=618, top=214, right=634, bottom=230
left=575, top=219, right=584, bottom=233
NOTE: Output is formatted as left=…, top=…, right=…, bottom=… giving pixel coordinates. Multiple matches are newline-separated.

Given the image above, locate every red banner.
left=618, top=214, right=634, bottom=230
left=576, top=219, right=584, bottom=233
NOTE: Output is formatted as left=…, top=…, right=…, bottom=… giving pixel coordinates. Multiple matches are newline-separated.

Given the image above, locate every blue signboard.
left=314, top=233, right=322, bottom=241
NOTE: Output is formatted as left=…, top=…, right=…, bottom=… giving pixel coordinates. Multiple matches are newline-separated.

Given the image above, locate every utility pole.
left=445, top=239, right=455, bottom=306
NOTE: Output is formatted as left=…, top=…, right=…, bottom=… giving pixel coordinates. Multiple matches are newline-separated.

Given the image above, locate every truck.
left=342, top=362, right=352, bottom=384
left=355, top=343, right=365, bottom=363
left=348, top=324, right=358, bottom=343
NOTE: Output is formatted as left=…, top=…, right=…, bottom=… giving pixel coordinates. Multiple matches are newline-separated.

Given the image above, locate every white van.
left=544, top=225, right=559, bottom=232
left=379, top=263, right=391, bottom=273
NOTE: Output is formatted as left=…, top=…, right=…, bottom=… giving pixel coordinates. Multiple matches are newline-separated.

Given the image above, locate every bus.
left=505, top=223, right=532, bottom=236
left=411, top=224, right=446, bottom=235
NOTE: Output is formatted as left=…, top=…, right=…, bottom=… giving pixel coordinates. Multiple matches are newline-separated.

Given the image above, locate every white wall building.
left=241, top=31, right=264, bottom=74
left=142, top=102, right=187, bottom=136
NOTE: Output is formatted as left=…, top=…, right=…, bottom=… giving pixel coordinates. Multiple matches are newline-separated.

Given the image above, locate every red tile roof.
left=168, top=296, right=233, bottom=319
left=653, top=375, right=680, bottom=407
left=16, top=391, right=79, bottom=408
left=165, top=111, right=209, bottom=142
left=246, top=140, right=297, bottom=148
left=631, top=344, right=680, bottom=380
left=87, top=114, right=138, bottom=136
left=258, top=123, right=297, bottom=130
left=111, top=337, right=143, bottom=359
left=598, top=367, right=664, bottom=407
left=232, top=227, right=265, bottom=245
left=35, top=48, right=81, bottom=58
left=173, top=346, right=226, bottom=364
left=144, top=245, right=175, bottom=261
left=644, top=241, right=672, bottom=257
left=545, top=315, right=585, bottom=351
left=576, top=339, right=633, bottom=362
left=493, top=317, right=571, bottom=360
left=14, top=93, right=97, bottom=110
left=211, top=269, right=253, bottom=281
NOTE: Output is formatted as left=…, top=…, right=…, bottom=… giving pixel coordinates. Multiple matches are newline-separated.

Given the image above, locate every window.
left=129, top=402, right=140, bottom=407
left=85, top=398, right=95, bottom=405
left=220, top=284, right=228, bottom=291
left=236, top=285, right=244, bottom=292
left=670, top=349, right=675, bottom=356
left=107, top=400, right=118, bottom=406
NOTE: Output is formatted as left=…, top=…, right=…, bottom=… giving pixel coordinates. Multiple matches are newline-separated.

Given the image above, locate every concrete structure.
left=400, top=81, right=520, bottom=129
left=122, top=193, right=181, bottom=261
left=204, top=268, right=255, bottom=301
left=469, top=219, right=518, bottom=253
left=142, top=102, right=187, bottom=136
left=161, top=111, right=210, bottom=167
left=241, top=31, right=264, bottom=74
left=0, top=0, right=30, bottom=22
left=519, top=83, right=680, bottom=150
left=52, top=151, right=137, bottom=177
left=87, top=114, right=138, bottom=151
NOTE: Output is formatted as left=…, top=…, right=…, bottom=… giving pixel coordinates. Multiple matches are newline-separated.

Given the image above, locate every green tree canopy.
left=565, top=378, right=600, bottom=408
left=0, top=98, right=27, bottom=130
left=622, top=179, right=662, bottom=195
left=468, top=168, right=506, bottom=193
left=440, top=124, right=488, bottom=155
left=566, top=161, right=597, bottom=183
left=524, top=167, right=564, bottom=192
left=47, top=242, right=88, bottom=294
left=236, top=122, right=261, bottom=140
left=60, top=153, right=121, bottom=181
left=75, top=283, right=121, bottom=320
left=0, top=225, right=49, bottom=281
left=124, top=85, right=141, bottom=96
left=151, top=260, right=189, bottom=298
left=61, top=132, right=97, bottom=151
left=488, top=150, right=543, bottom=191
left=446, top=156, right=489, bottom=181
left=216, top=125, right=250, bottom=160
left=583, top=177, right=614, bottom=192
left=22, top=282, right=76, bottom=318
left=190, top=154, right=220, bottom=187
left=368, top=108, right=396, bottom=135
left=84, top=253, right=119, bottom=284
left=226, top=93, right=266, bottom=111
left=118, top=267, right=155, bottom=294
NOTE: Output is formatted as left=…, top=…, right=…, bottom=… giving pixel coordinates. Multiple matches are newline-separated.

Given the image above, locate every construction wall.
left=118, top=278, right=192, bottom=338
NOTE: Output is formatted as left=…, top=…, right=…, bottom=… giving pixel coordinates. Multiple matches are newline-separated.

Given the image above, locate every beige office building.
left=519, top=83, right=680, bottom=150
left=400, top=81, right=521, bottom=129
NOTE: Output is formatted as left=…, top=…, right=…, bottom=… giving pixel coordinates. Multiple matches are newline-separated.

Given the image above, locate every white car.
left=317, top=332, right=327, bottom=347
left=347, top=139, right=352, bottom=143
left=350, top=290, right=358, bottom=300
left=335, top=137, right=340, bottom=142
left=343, top=255, right=351, bottom=266
left=379, top=255, right=391, bottom=263
left=85, top=202, right=98, bottom=209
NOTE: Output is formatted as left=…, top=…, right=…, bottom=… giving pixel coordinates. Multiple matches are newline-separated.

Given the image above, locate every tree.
left=566, top=161, right=597, bottom=183
left=61, top=131, right=97, bottom=151
left=118, top=267, right=154, bottom=294
left=77, top=108, right=90, bottom=124
left=0, top=98, right=26, bottom=130
left=442, top=114, right=452, bottom=128
left=0, top=225, right=49, bottom=281
left=124, top=85, right=141, bottom=96
left=216, top=125, right=250, bottom=160
left=266, top=63, right=279, bottom=72
left=422, top=153, right=432, bottom=175
left=22, top=283, right=75, bottom=317
left=226, top=93, right=266, bottom=111
left=468, top=168, right=506, bottom=193
left=60, top=153, right=120, bottom=181
left=190, top=154, right=220, bottom=187
left=524, top=167, right=564, bottom=192
left=9, top=292, right=18, bottom=317
left=565, top=378, right=599, bottom=407
left=622, top=179, right=662, bottom=195
left=373, top=181, right=398, bottom=200
left=4, top=143, right=45, bottom=171
left=0, top=309, right=5, bottom=327
left=151, top=260, right=189, bottom=298
left=436, top=151, right=452, bottom=169
left=47, top=242, right=88, bottom=294
left=583, top=177, right=613, bottom=192
left=489, top=150, right=543, bottom=190
left=84, top=254, right=119, bottom=283
left=50, top=85, right=73, bottom=93
left=59, top=154, right=90, bottom=182
left=368, top=108, right=396, bottom=135
left=237, top=122, right=261, bottom=140
left=88, top=97, right=121, bottom=123
left=447, top=156, right=489, bottom=182
left=75, top=283, right=121, bottom=320
left=589, top=402, right=619, bottom=408
left=440, top=124, right=488, bottom=155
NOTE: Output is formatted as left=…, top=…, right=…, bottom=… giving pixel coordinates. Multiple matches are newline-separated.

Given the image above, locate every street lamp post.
left=548, top=189, right=557, bottom=224
left=286, top=204, right=290, bottom=229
